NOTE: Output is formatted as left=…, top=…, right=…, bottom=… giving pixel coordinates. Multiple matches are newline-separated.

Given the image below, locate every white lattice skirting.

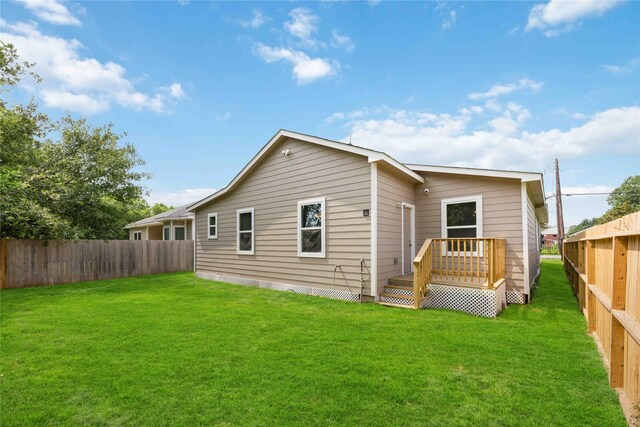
left=424, top=282, right=507, bottom=318
left=506, top=290, right=526, bottom=304
left=196, top=272, right=362, bottom=303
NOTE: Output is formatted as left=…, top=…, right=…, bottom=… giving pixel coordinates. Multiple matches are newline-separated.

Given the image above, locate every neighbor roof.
left=125, top=204, right=194, bottom=229
left=188, top=129, right=425, bottom=211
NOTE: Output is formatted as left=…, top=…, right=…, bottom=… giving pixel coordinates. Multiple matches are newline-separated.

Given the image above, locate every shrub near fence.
left=0, top=239, right=194, bottom=289
left=563, top=211, right=640, bottom=422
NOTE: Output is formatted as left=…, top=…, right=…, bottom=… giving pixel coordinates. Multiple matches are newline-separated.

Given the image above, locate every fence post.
left=611, top=236, right=628, bottom=311
left=609, top=236, right=628, bottom=388
left=0, top=239, right=7, bottom=289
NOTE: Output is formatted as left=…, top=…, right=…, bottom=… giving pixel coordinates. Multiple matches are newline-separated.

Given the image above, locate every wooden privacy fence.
left=0, top=239, right=194, bottom=289
left=563, top=211, right=640, bottom=419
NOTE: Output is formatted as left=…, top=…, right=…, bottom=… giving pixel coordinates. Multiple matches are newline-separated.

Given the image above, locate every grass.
left=0, top=261, right=625, bottom=426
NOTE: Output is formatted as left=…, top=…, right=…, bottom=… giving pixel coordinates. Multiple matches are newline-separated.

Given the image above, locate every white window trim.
left=163, top=225, right=170, bottom=241
left=133, top=231, right=142, bottom=241
left=207, top=213, right=218, bottom=239
left=174, top=225, right=186, bottom=241
left=297, top=197, right=326, bottom=258
left=441, top=195, right=483, bottom=256
left=237, top=207, right=255, bottom=255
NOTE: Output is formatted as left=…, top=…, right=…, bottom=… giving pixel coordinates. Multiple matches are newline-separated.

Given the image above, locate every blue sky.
left=2, top=0, right=639, bottom=228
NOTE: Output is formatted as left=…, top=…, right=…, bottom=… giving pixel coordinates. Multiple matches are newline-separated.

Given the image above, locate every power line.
left=545, top=190, right=640, bottom=200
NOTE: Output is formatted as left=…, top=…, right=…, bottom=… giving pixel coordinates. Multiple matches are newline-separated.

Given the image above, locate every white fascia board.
left=407, top=164, right=542, bottom=182
left=124, top=221, right=163, bottom=229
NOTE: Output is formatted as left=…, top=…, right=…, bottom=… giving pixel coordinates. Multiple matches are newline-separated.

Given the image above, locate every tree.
left=568, top=217, right=599, bottom=235
left=599, top=175, right=640, bottom=223
left=1, top=43, right=152, bottom=240
left=567, top=175, right=640, bottom=233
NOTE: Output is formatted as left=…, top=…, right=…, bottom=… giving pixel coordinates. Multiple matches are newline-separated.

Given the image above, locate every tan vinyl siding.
left=195, top=138, right=372, bottom=295
left=148, top=225, right=162, bottom=240
left=414, top=172, right=526, bottom=292
left=377, top=164, right=416, bottom=293
left=527, top=190, right=540, bottom=283
left=186, top=220, right=193, bottom=241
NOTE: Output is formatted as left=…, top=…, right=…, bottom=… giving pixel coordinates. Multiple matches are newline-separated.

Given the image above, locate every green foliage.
left=1, top=43, right=154, bottom=239
left=568, top=217, right=599, bottom=235
left=0, top=263, right=626, bottom=425
left=147, top=203, right=174, bottom=217
left=568, top=175, right=640, bottom=233
left=598, top=175, right=640, bottom=224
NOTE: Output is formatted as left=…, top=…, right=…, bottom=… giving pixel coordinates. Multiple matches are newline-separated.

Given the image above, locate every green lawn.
left=1, top=261, right=625, bottom=426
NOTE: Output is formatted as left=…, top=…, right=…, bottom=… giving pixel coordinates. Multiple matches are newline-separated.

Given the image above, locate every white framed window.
left=297, top=197, right=326, bottom=258
left=207, top=213, right=218, bottom=239
left=237, top=208, right=254, bottom=255
left=133, top=231, right=142, bottom=241
left=163, top=226, right=170, bottom=241
left=441, top=195, right=483, bottom=254
left=174, top=226, right=185, bottom=241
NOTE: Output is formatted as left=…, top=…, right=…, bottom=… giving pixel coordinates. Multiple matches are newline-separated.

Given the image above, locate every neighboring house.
left=543, top=233, right=559, bottom=248
left=186, top=130, right=548, bottom=317
left=125, top=205, right=194, bottom=241
left=541, top=226, right=564, bottom=248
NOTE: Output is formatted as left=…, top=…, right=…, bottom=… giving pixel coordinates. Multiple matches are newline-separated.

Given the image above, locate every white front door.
left=401, top=203, right=416, bottom=275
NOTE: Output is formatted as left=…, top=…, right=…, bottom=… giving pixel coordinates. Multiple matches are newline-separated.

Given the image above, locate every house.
left=125, top=204, right=194, bottom=241
left=183, top=130, right=548, bottom=317
left=541, top=227, right=562, bottom=248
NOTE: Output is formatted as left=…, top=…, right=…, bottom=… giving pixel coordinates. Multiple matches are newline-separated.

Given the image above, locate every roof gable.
left=188, top=129, right=424, bottom=211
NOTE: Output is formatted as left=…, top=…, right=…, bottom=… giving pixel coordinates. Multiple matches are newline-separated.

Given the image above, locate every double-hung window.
left=237, top=208, right=254, bottom=255
left=441, top=195, right=483, bottom=253
left=174, top=226, right=185, bottom=241
left=133, top=231, right=142, bottom=240
left=208, top=213, right=218, bottom=239
left=298, top=197, right=325, bottom=258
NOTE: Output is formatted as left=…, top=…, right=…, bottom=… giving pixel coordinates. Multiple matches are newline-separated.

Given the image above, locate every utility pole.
left=555, top=158, right=565, bottom=256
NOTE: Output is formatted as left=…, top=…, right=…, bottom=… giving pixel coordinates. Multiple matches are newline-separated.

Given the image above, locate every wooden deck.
left=380, top=237, right=507, bottom=310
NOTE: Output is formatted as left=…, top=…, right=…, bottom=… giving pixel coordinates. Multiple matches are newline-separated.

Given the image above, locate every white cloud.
left=239, top=9, right=269, bottom=29
left=167, top=83, right=185, bottom=98
left=284, top=7, right=322, bottom=48
left=254, top=43, right=336, bottom=84
left=602, top=64, right=631, bottom=74
left=325, top=108, right=370, bottom=123
left=215, top=112, right=231, bottom=121
left=41, top=89, right=109, bottom=114
left=21, top=0, right=81, bottom=26
left=332, top=105, right=640, bottom=171
left=571, top=112, right=586, bottom=120
left=526, top=0, right=623, bottom=36
left=1, top=20, right=185, bottom=114
left=147, top=188, right=216, bottom=207
left=441, top=10, right=457, bottom=30
left=331, top=30, right=354, bottom=52
left=468, top=78, right=543, bottom=100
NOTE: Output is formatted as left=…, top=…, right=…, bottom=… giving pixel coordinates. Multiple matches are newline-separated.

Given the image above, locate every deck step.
left=388, top=278, right=414, bottom=287
left=378, top=301, right=417, bottom=309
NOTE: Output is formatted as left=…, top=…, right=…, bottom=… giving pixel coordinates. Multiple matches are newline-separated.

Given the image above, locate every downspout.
left=360, top=258, right=365, bottom=302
